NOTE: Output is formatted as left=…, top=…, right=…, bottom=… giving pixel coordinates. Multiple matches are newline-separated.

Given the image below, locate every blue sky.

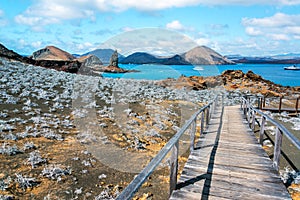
left=1, top=0, right=300, bottom=56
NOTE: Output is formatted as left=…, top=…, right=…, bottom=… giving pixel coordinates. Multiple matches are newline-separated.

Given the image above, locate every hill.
left=120, top=52, right=163, bottom=64
left=31, top=46, right=76, bottom=61
left=181, top=46, right=234, bottom=65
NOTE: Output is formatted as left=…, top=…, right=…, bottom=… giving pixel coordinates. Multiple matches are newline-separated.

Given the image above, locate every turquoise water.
left=102, top=64, right=300, bottom=87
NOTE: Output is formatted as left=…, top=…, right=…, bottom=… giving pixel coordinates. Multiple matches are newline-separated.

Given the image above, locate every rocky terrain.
left=159, top=70, right=300, bottom=97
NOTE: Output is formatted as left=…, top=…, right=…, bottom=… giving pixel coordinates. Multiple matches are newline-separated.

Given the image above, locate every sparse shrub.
left=42, top=131, right=63, bottom=141
left=0, top=143, right=23, bottom=155
left=42, top=165, right=72, bottom=181
left=26, top=151, right=47, bottom=168
left=23, top=142, right=36, bottom=150
left=15, top=173, right=39, bottom=190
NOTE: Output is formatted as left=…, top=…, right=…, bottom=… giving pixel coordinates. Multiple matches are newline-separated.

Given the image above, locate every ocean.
left=102, top=63, right=300, bottom=87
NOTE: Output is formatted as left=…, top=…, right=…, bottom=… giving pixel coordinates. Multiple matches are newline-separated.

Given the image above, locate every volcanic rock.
left=31, top=46, right=76, bottom=61
left=108, top=50, right=119, bottom=67
left=101, top=50, right=138, bottom=73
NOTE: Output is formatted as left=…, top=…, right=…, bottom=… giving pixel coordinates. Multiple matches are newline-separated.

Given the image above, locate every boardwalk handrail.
left=116, top=95, right=220, bottom=200
left=241, top=97, right=300, bottom=171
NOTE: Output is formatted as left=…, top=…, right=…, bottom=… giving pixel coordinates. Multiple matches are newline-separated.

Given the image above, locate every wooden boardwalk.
left=170, top=105, right=291, bottom=199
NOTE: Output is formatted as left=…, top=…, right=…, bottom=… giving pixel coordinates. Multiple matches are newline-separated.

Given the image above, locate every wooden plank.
left=178, top=182, right=290, bottom=200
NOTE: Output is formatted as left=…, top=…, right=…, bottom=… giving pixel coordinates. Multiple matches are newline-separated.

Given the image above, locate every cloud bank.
left=242, top=13, right=300, bottom=40
left=15, top=0, right=300, bottom=26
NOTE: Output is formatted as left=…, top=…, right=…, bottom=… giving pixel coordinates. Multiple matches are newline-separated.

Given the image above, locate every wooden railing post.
left=200, top=111, right=205, bottom=135
left=279, top=97, right=282, bottom=112
left=296, top=97, right=299, bottom=113
left=243, top=100, right=247, bottom=115
left=247, top=103, right=251, bottom=123
left=259, top=116, right=266, bottom=145
left=251, top=110, right=256, bottom=130
left=273, top=127, right=283, bottom=171
left=190, top=118, right=196, bottom=151
left=169, top=141, right=179, bottom=196
left=206, top=106, right=210, bottom=126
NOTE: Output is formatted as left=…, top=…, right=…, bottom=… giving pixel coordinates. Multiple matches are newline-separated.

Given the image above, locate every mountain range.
left=2, top=42, right=300, bottom=76
left=226, top=54, right=300, bottom=64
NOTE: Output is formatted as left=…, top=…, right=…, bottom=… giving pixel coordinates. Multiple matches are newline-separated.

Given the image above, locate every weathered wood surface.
left=261, top=107, right=300, bottom=113
left=170, top=105, right=291, bottom=200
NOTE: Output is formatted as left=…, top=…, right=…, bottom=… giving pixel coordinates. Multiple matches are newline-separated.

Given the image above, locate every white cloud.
left=242, top=13, right=299, bottom=27
left=15, top=0, right=300, bottom=28
left=245, top=27, right=262, bottom=36
left=242, top=12, right=300, bottom=41
left=166, top=20, right=185, bottom=31
left=269, top=33, right=290, bottom=41
left=31, top=41, right=42, bottom=49
left=76, top=42, right=94, bottom=51
left=0, top=9, right=8, bottom=26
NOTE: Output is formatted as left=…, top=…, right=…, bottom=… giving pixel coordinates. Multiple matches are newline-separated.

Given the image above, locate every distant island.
left=0, top=43, right=234, bottom=75
left=227, top=54, right=300, bottom=64
left=2, top=41, right=300, bottom=77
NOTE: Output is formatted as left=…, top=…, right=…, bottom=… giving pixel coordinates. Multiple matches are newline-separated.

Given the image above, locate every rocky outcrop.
left=31, top=46, right=76, bottom=61
left=0, top=43, right=81, bottom=73
left=32, top=60, right=81, bottom=73
left=109, top=50, right=119, bottom=67
left=76, top=54, right=103, bottom=75
left=85, top=49, right=124, bottom=64
left=77, top=54, right=103, bottom=67
left=101, top=50, right=138, bottom=73
left=181, top=46, right=235, bottom=65
left=158, top=70, right=298, bottom=97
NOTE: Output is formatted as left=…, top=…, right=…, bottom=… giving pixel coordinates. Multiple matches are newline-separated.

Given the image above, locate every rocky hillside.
left=0, top=43, right=81, bottom=73
left=0, top=43, right=31, bottom=62
left=31, top=46, right=76, bottom=61
left=181, top=46, right=234, bottom=65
